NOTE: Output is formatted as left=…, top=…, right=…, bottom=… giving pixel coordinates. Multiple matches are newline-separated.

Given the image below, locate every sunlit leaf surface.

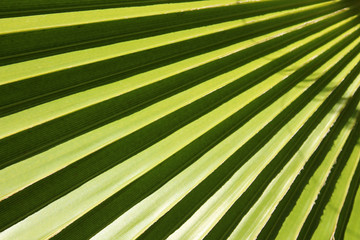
left=0, top=0, right=359, bottom=239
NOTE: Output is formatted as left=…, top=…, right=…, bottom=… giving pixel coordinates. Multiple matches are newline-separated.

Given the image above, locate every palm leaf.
left=0, top=0, right=359, bottom=239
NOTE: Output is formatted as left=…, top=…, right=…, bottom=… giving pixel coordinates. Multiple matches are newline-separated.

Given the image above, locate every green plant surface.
left=0, top=0, right=359, bottom=239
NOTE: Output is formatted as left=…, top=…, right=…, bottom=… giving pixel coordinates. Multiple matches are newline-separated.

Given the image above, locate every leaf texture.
left=0, top=0, right=359, bottom=239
